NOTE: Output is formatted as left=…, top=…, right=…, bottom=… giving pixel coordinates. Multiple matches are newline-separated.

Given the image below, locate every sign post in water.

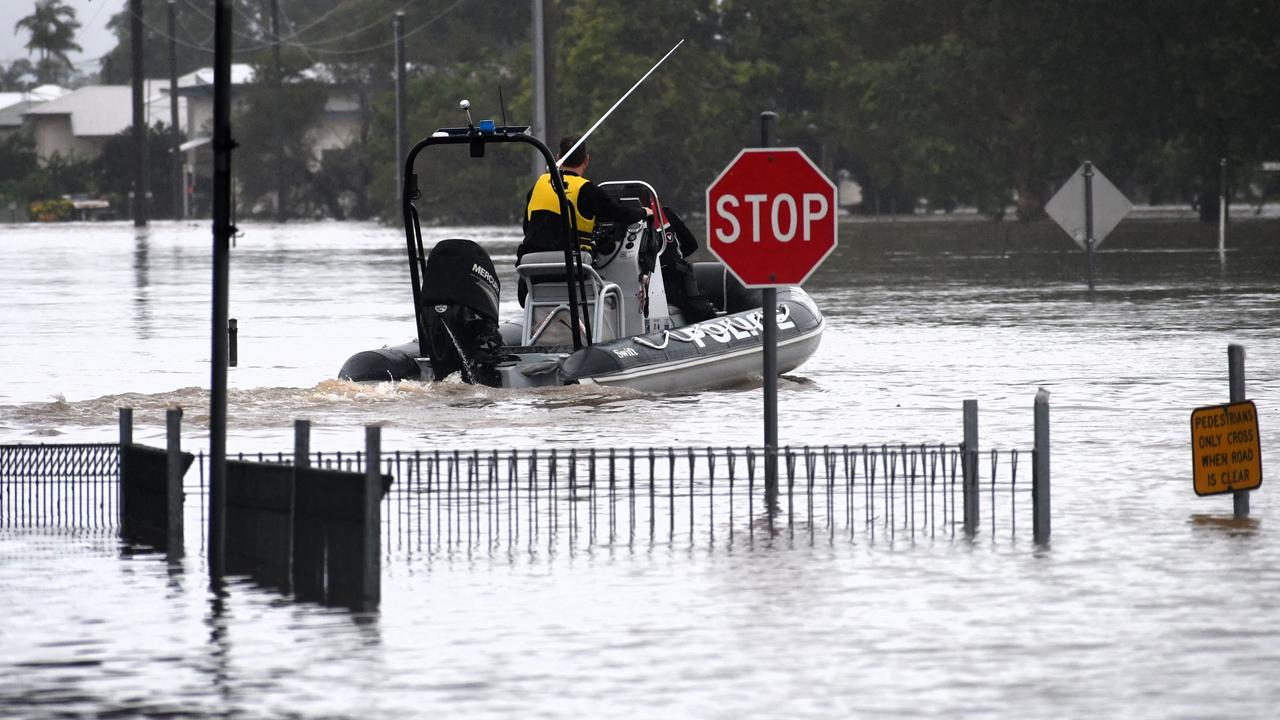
left=705, top=115, right=837, bottom=500
left=1191, top=401, right=1262, bottom=496
left=1045, top=161, right=1131, bottom=292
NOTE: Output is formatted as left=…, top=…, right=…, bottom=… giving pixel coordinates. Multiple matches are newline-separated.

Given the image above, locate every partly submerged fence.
left=0, top=443, right=118, bottom=529
left=1, top=394, right=1051, bottom=552
left=362, top=443, right=1036, bottom=551
left=2, top=442, right=1039, bottom=544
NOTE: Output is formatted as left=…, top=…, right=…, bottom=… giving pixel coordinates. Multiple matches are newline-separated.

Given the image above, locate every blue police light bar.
left=479, top=119, right=496, bottom=133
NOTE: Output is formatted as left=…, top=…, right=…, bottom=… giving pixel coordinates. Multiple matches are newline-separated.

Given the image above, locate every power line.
left=285, top=0, right=470, bottom=56
left=127, top=0, right=472, bottom=60
left=175, top=9, right=216, bottom=48
left=130, top=4, right=274, bottom=54
left=174, top=0, right=417, bottom=50
left=276, top=0, right=420, bottom=49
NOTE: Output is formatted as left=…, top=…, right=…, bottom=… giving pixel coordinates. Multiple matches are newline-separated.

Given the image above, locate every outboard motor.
left=419, top=239, right=505, bottom=386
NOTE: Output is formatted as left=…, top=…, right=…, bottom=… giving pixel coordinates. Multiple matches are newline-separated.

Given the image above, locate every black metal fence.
left=0, top=444, right=118, bottom=529
left=183, top=443, right=1037, bottom=551
left=1, top=442, right=1040, bottom=549
left=365, top=444, right=1033, bottom=552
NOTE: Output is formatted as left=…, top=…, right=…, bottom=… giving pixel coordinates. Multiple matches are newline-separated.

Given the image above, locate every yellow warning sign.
left=1191, top=400, right=1262, bottom=496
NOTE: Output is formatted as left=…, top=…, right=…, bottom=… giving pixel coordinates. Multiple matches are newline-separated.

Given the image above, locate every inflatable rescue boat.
left=339, top=113, right=824, bottom=392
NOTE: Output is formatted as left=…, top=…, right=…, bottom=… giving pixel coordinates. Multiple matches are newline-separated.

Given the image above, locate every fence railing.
left=2, top=394, right=1052, bottom=554
left=184, top=442, right=1036, bottom=551
left=0, top=443, right=118, bottom=529
left=2, top=442, right=1036, bottom=544
left=368, top=444, right=1033, bottom=552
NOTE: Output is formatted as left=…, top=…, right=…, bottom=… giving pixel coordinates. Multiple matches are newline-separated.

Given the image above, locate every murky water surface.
left=2, top=218, right=1279, bottom=717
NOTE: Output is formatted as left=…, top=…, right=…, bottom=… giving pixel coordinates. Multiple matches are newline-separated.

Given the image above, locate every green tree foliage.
left=366, top=62, right=537, bottom=225
left=95, top=123, right=186, bottom=219
left=82, top=0, right=1280, bottom=223
left=0, top=132, right=41, bottom=204
left=233, top=71, right=330, bottom=218
left=0, top=59, right=39, bottom=91
left=14, top=0, right=83, bottom=84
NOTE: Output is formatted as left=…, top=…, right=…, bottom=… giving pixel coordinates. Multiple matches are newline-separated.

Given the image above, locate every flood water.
left=2, top=216, right=1279, bottom=717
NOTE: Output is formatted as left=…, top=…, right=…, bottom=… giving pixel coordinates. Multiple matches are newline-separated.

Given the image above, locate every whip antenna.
left=557, top=38, right=685, bottom=167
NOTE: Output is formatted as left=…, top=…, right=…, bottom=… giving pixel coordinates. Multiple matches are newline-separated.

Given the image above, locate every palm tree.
left=14, top=0, right=83, bottom=84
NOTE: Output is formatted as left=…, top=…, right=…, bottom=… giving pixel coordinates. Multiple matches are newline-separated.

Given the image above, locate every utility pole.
left=130, top=0, right=148, bottom=227
left=394, top=12, right=406, bottom=199
left=531, top=0, right=547, bottom=175
left=168, top=0, right=181, bottom=219
left=542, top=0, right=556, bottom=148
left=270, top=0, right=285, bottom=221
left=210, top=0, right=235, bottom=582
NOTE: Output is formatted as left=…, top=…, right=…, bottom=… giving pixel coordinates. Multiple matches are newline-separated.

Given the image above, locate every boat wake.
left=0, top=380, right=646, bottom=445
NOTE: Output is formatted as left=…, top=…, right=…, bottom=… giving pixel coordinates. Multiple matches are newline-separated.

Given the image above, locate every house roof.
left=0, top=85, right=68, bottom=114
left=0, top=100, right=40, bottom=128
left=22, top=83, right=182, bottom=137
left=173, top=64, right=256, bottom=96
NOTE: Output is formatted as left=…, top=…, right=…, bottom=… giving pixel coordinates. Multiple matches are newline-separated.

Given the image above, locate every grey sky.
left=2, top=0, right=126, bottom=70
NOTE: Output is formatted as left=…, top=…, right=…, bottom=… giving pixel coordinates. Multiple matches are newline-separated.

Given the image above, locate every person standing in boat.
left=519, top=135, right=651, bottom=304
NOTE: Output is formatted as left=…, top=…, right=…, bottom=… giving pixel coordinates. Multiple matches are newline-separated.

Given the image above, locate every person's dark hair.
left=559, top=135, right=587, bottom=167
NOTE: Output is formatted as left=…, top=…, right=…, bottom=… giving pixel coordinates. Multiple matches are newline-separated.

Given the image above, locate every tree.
left=233, top=71, right=329, bottom=218
left=14, top=0, right=82, bottom=85
left=0, top=59, right=38, bottom=91
left=96, top=123, right=186, bottom=219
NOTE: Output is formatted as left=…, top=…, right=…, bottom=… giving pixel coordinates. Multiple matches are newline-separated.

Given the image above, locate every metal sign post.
left=760, top=112, right=779, bottom=501
left=1045, top=161, right=1131, bottom=292
left=1189, top=345, right=1262, bottom=518
left=705, top=112, right=837, bottom=512
left=1219, top=158, right=1228, bottom=266
left=1228, top=344, right=1252, bottom=518
left=1084, top=161, right=1095, bottom=293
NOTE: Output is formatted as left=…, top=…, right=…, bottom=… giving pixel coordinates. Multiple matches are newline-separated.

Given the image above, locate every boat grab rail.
left=521, top=280, right=624, bottom=346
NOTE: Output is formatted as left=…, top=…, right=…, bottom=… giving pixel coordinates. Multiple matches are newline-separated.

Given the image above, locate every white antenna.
left=556, top=39, right=685, bottom=168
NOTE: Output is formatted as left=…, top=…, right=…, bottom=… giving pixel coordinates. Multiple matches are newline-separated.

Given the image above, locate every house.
left=172, top=63, right=362, bottom=215
left=174, top=63, right=360, bottom=164
left=20, top=82, right=184, bottom=164
left=0, top=84, right=67, bottom=138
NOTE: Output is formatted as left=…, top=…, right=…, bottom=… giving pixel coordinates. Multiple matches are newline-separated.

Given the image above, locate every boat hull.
left=339, top=287, right=824, bottom=393
left=557, top=286, right=823, bottom=391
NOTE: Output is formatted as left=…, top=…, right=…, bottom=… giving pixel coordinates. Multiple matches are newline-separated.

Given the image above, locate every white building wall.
left=31, top=115, right=103, bottom=162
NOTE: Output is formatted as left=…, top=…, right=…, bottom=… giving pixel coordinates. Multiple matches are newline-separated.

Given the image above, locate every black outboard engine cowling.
left=420, top=239, right=505, bottom=386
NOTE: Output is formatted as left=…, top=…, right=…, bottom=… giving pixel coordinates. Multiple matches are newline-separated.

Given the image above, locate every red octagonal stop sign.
left=705, top=147, right=838, bottom=287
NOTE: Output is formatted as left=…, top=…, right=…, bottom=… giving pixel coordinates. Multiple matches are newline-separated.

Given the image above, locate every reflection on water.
left=2, top=218, right=1280, bottom=717
left=133, top=229, right=153, bottom=340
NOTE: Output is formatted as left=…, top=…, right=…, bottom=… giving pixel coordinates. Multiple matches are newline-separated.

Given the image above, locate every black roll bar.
left=400, top=126, right=588, bottom=352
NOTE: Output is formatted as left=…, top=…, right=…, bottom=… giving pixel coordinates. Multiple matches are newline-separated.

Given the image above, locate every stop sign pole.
left=705, top=113, right=838, bottom=505
left=759, top=112, right=780, bottom=502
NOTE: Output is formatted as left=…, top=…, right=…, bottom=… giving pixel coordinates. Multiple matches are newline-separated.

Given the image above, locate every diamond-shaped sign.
left=1045, top=163, right=1132, bottom=250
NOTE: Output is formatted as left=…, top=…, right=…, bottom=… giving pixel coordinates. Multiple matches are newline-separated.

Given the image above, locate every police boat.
left=337, top=111, right=824, bottom=392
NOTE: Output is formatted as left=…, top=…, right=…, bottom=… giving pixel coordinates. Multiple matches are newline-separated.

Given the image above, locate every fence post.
left=1228, top=344, right=1249, bottom=519
left=1033, top=389, right=1051, bottom=544
left=294, top=420, right=310, bottom=470
left=118, top=407, right=133, bottom=528
left=291, top=419, right=308, bottom=588
left=963, top=399, right=979, bottom=536
left=363, top=425, right=382, bottom=608
left=166, top=407, right=185, bottom=559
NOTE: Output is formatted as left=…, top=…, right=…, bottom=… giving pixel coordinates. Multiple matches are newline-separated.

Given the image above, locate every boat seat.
left=516, top=250, right=593, bottom=274
left=516, top=251, right=622, bottom=346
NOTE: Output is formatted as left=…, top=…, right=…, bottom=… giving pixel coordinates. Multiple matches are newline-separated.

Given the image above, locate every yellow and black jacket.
left=520, top=170, right=647, bottom=260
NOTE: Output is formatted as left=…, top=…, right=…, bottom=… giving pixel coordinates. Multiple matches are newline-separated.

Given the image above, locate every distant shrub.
left=29, top=198, right=74, bottom=222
